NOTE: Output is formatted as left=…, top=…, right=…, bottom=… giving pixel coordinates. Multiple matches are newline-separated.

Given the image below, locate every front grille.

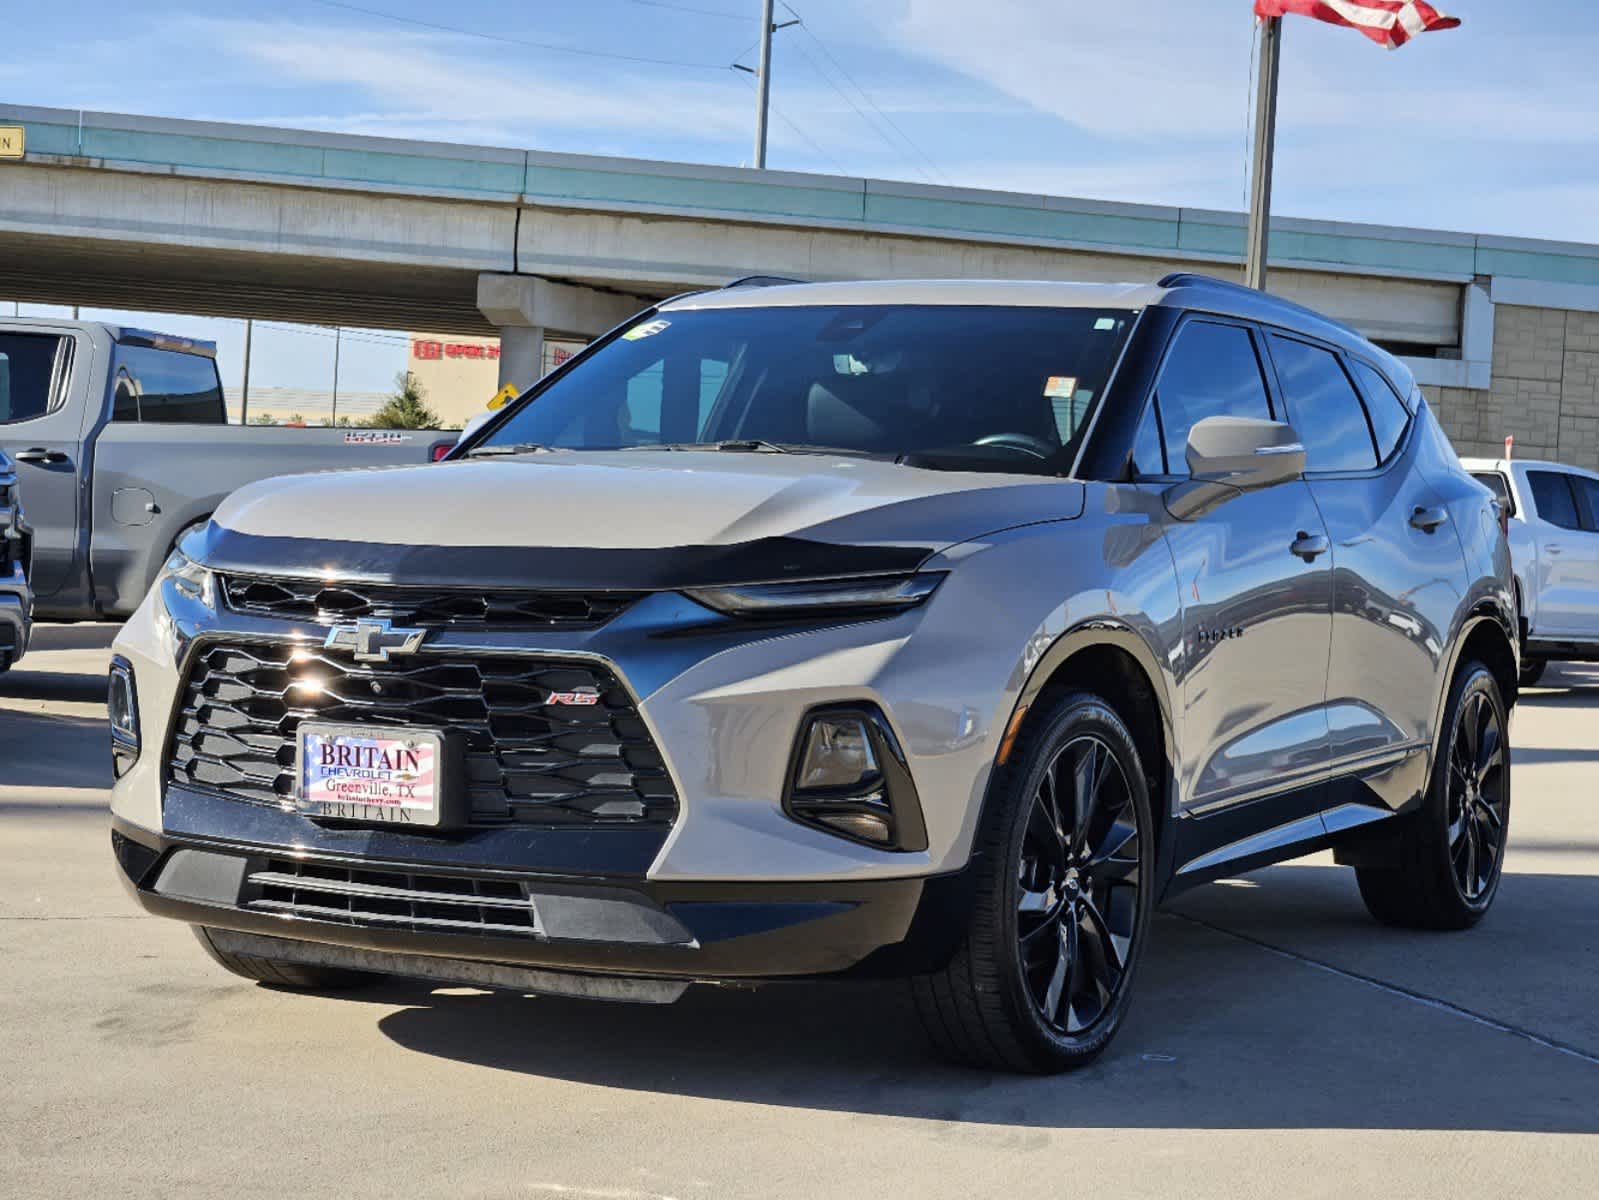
left=167, top=641, right=678, bottom=828
left=245, top=858, right=538, bottom=937
left=218, top=574, right=644, bottom=632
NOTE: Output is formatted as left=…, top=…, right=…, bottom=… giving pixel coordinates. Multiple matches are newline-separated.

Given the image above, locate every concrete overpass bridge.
left=5, top=103, right=1599, bottom=404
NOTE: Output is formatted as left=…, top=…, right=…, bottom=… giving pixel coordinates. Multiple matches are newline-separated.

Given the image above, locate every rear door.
left=1268, top=337, right=1464, bottom=785
left=0, top=327, right=93, bottom=598
left=1523, top=469, right=1597, bottom=637
left=1143, top=318, right=1334, bottom=815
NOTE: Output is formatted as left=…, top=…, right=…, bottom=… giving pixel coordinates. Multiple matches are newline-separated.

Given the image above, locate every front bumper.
left=0, top=567, right=31, bottom=669
left=113, top=805, right=969, bottom=986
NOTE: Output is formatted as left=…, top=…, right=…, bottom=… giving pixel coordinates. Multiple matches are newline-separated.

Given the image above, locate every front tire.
left=193, top=926, right=383, bottom=991
left=1355, top=661, right=1510, bottom=930
left=911, top=692, right=1154, bottom=1073
left=1519, top=658, right=1547, bottom=687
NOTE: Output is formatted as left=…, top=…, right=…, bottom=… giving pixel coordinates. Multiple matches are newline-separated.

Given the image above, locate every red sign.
left=412, top=339, right=500, bottom=361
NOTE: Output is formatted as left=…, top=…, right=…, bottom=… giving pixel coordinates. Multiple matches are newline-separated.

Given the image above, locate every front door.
left=1138, top=316, right=1335, bottom=814
left=1524, top=469, right=1599, bottom=638
left=0, top=327, right=89, bottom=598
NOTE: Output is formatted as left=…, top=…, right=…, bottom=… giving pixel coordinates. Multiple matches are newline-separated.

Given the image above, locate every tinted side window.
left=1155, top=322, right=1272, bottom=472
left=1131, top=401, right=1165, bottom=475
left=0, top=333, right=68, bottom=423
left=1570, top=475, right=1599, bottom=533
left=1350, top=360, right=1410, bottom=461
left=1269, top=335, right=1377, bottom=472
left=111, top=345, right=225, bottom=424
left=1527, top=470, right=1582, bottom=530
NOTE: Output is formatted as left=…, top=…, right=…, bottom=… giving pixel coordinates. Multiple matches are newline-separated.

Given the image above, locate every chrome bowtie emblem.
left=324, top=618, right=427, bottom=663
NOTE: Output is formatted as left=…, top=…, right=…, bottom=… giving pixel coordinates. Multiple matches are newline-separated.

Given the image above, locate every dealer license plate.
left=297, top=723, right=445, bottom=827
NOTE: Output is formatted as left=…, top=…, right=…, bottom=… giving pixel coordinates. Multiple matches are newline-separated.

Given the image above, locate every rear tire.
left=193, top=926, right=383, bottom=991
left=1519, top=658, right=1547, bottom=687
left=1355, top=662, right=1509, bottom=930
left=910, top=692, right=1155, bottom=1073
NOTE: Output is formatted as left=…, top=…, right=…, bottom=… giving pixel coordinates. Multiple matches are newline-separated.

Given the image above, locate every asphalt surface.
left=2, top=623, right=1597, bottom=1199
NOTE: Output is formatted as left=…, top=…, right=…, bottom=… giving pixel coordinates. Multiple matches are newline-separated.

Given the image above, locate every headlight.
left=784, top=704, right=927, bottom=851
left=159, top=545, right=215, bottom=610
left=684, top=572, right=943, bottom=617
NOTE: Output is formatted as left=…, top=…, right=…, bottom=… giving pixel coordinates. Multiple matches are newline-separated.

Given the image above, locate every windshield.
left=476, top=304, right=1136, bottom=474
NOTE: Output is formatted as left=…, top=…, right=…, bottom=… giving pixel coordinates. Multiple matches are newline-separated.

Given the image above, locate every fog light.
left=784, top=705, right=927, bottom=851
left=797, top=715, right=879, bottom=791
left=108, top=656, right=141, bottom=778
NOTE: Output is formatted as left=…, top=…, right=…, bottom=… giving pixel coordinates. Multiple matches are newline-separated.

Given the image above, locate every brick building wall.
left=1425, top=304, right=1599, bottom=470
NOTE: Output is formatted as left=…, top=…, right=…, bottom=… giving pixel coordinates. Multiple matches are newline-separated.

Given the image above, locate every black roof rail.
left=722, top=275, right=806, bottom=290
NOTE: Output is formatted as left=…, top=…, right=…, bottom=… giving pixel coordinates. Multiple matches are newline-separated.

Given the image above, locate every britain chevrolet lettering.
left=109, top=275, right=1518, bottom=1072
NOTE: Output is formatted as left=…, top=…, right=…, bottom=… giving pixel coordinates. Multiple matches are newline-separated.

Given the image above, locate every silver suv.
left=109, top=274, right=1517, bottom=1072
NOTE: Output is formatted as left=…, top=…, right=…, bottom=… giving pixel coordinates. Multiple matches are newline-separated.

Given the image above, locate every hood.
left=205, top=452, right=1085, bottom=589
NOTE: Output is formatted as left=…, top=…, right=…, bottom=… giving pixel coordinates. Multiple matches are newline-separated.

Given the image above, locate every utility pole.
left=331, top=326, right=342, bottom=425
left=743, top=0, right=798, bottom=169
left=753, top=0, right=776, bottom=168
left=1244, top=16, right=1283, bottom=292
left=240, top=318, right=253, bottom=424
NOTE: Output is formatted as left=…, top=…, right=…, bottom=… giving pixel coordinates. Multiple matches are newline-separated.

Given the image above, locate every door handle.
left=1410, top=505, right=1449, bottom=533
left=13, top=448, right=69, bottom=465
left=1290, top=531, right=1330, bottom=562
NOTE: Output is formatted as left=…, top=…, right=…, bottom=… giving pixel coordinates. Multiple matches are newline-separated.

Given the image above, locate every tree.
left=366, top=371, right=442, bottom=430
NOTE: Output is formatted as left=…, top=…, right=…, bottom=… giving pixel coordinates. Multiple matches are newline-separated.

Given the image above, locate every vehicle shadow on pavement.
left=357, top=864, right=1599, bottom=1132
left=27, top=624, right=121, bottom=653
left=0, top=708, right=113, bottom=789
left=0, top=668, right=110, bottom=705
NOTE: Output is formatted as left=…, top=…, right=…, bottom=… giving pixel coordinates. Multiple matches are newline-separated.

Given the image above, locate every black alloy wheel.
left=1016, top=735, right=1142, bottom=1036
left=911, top=692, right=1154, bottom=1072
left=1445, top=688, right=1508, bottom=902
left=1356, top=661, right=1511, bottom=930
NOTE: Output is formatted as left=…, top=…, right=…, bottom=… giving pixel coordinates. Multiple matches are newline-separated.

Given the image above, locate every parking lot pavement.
left=2, top=628, right=1596, bottom=1200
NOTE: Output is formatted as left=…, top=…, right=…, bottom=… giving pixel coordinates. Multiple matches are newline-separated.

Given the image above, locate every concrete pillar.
left=498, top=324, right=545, bottom=391
left=477, top=273, right=647, bottom=391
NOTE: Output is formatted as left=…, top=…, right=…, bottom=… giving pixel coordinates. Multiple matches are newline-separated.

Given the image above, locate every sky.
left=3, top=0, right=1593, bottom=394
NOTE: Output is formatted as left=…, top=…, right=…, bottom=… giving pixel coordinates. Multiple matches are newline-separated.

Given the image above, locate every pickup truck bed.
left=0, top=317, right=450, bottom=620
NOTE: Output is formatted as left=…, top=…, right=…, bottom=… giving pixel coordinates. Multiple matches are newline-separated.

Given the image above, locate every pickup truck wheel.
left=910, top=692, right=1154, bottom=1073
left=193, top=926, right=383, bottom=991
left=1355, top=662, right=1510, bottom=930
left=1519, top=658, right=1547, bottom=687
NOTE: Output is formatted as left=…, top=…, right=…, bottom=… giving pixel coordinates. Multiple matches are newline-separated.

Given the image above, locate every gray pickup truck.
left=0, top=317, right=452, bottom=621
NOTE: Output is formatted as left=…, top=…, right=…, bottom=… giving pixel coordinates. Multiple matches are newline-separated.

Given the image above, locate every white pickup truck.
left=1463, top=457, right=1599, bottom=684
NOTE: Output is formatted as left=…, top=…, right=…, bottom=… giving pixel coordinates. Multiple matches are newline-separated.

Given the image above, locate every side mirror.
left=1165, top=416, right=1304, bottom=521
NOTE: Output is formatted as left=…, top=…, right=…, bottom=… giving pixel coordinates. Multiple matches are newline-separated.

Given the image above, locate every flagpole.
left=1244, top=15, right=1283, bottom=291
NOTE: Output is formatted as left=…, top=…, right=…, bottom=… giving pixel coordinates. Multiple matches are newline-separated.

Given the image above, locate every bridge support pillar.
left=477, top=273, right=644, bottom=392
left=497, top=325, right=545, bottom=392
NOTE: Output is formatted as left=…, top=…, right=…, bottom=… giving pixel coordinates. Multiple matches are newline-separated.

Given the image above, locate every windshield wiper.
left=465, top=442, right=554, bottom=458
left=709, top=439, right=790, bottom=454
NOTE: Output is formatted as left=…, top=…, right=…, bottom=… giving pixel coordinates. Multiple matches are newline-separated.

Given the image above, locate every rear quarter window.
left=110, top=345, right=225, bottom=424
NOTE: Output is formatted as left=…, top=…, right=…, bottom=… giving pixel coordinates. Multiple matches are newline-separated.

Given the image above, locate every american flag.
left=1254, top=1, right=1461, bottom=49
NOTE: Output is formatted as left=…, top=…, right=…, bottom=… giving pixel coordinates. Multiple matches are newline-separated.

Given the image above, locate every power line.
left=622, top=0, right=752, bottom=18
left=733, top=68, right=848, bottom=175
left=782, top=37, right=934, bottom=184
left=305, top=0, right=733, bottom=70
left=778, top=1, right=949, bottom=185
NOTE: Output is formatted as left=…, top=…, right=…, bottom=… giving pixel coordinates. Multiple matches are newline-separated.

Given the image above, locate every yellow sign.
left=0, top=126, right=23, bottom=160
left=487, top=382, right=520, bottom=410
